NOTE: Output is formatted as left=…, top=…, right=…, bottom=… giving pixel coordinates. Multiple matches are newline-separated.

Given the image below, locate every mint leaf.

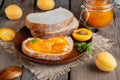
left=86, top=47, right=92, bottom=55
left=74, top=42, right=86, bottom=47
left=78, top=42, right=86, bottom=47
left=86, top=42, right=92, bottom=48
left=77, top=47, right=83, bottom=53
left=30, top=39, right=38, bottom=44
left=86, top=42, right=92, bottom=55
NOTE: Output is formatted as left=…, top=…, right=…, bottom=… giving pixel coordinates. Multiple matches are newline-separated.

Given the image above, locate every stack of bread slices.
left=26, top=7, right=79, bottom=39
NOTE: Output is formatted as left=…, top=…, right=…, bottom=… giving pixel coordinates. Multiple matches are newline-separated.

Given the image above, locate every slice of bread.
left=31, top=17, right=79, bottom=38
left=22, top=36, right=73, bottom=60
left=26, top=7, right=74, bottom=32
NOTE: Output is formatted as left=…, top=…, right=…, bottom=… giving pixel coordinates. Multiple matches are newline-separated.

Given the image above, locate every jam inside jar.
left=80, top=0, right=115, bottom=28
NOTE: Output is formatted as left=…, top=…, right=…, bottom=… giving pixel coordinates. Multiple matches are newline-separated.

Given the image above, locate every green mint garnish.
left=86, top=42, right=92, bottom=55
left=77, top=47, right=84, bottom=53
left=75, top=42, right=92, bottom=55
left=30, top=39, right=38, bottom=44
left=74, top=42, right=86, bottom=47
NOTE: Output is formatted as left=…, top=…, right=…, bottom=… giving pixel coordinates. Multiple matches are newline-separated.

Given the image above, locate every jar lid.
left=84, top=0, right=115, bottom=10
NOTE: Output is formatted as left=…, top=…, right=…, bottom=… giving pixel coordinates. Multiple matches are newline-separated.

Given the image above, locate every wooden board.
left=0, top=0, right=4, bottom=10
left=71, top=0, right=83, bottom=19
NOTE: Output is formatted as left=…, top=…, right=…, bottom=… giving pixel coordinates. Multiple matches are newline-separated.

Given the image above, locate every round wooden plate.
left=13, top=26, right=85, bottom=65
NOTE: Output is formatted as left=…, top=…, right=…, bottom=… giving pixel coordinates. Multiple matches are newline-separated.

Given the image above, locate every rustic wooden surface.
left=0, top=0, right=120, bottom=80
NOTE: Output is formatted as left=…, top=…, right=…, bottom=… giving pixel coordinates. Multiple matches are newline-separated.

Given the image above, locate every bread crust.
left=26, top=16, right=74, bottom=33
left=31, top=26, right=77, bottom=39
left=22, top=37, right=73, bottom=60
left=30, top=17, right=79, bottom=38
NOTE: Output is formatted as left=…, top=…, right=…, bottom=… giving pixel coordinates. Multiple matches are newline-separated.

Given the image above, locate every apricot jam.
left=82, top=0, right=114, bottom=28
left=26, top=37, right=69, bottom=53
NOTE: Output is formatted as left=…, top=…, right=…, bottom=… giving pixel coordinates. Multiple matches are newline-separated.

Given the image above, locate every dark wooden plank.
left=21, top=67, right=38, bottom=80
left=71, top=0, right=83, bottom=19
left=0, top=0, right=36, bottom=80
left=56, top=73, right=68, bottom=80
left=55, top=0, right=69, bottom=9
left=71, top=59, right=118, bottom=80
left=113, top=8, right=120, bottom=80
left=0, top=0, right=3, bottom=5
left=34, top=0, right=69, bottom=12
left=70, top=8, right=120, bottom=80
left=114, top=8, right=120, bottom=44
left=0, top=0, right=4, bottom=10
left=0, top=0, right=34, bottom=30
left=0, top=47, right=21, bottom=80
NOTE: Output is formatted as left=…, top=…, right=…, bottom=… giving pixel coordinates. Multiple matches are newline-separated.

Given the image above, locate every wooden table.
left=0, top=0, right=120, bottom=80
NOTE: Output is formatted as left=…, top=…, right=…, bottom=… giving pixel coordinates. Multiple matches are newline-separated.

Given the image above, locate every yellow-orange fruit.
left=95, top=52, right=117, bottom=72
left=0, top=27, right=15, bottom=41
left=37, top=0, right=55, bottom=10
left=5, top=4, right=23, bottom=20
left=72, top=28, right=92, bottom=41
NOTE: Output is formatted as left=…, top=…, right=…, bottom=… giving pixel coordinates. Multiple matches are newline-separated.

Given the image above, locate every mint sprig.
left=74, top=42, right=92, bottom=55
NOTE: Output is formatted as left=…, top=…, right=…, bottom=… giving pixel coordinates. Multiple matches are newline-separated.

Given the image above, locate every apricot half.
left=72, top=28, right=92, bottom=41
left=0, top=27, right=15, bottom=41
left=95, top=52, right=117, bottom=72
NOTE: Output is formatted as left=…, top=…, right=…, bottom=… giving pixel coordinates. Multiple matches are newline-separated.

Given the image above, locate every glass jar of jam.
left=80, top=0, right=115, bottom=28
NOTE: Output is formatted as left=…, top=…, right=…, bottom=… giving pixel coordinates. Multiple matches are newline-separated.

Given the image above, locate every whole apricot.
left=37, top=0, right=55, bottom=10
left=95, top=52, right=117, bottom=72
left=5, top=4, right=23, bottom=20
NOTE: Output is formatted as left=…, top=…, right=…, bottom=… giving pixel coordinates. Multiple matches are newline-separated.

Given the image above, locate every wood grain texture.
left=0, top=0, right=34, bottom=30
left=34, top=0, right=70, bottom=12
left=56, top=73, right=68, bottom=80
left=70, top=8, right=120, bottom=80
left=55, top=0, right=69, bottom=9
left=0, top=0, right=35, bottom=80
left=0, top=0, right=3, bottom=5
left=0, top=0, right=4, bottom=11
left=0, top=47, right=21, bottom=80
left=71, top=0, right=83, bottom=19
left=0, top=0, right=69, bottom=80
left=113, top=8, right=120, bottom=80
left=21, top=68, right=38, bottom=80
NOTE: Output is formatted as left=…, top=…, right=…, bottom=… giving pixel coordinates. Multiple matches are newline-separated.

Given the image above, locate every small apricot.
left=95, top=52, right=117, bottom=72
left=72, top=28, right=92, bottom=41
left=0, top=27, right=15, bottom=41
left=37, top=0, right=55, bottom=10
left=5, top=4, right=23, bottom=20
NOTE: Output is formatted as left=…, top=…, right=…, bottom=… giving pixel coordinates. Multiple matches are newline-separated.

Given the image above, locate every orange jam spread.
left=26, top=37, right=69, bottom=54
left=83, top=0, right=113, bottom=27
